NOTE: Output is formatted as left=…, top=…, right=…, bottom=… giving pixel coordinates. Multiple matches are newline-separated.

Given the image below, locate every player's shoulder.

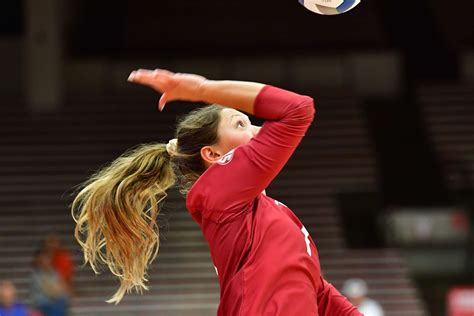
left=186, top=145, right=250, bottom=213
left=216, top=149, right=236, bottom=166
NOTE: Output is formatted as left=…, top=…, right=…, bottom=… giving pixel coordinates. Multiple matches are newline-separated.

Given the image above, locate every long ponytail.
left=72, top=143, right=175, bottom=304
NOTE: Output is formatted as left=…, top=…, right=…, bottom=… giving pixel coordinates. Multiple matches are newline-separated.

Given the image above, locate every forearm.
left=198, top=80, right=265, bottom=115
left=128, top=69, right=310, bottom=117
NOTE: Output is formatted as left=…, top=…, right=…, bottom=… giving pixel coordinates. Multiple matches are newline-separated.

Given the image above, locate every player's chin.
left=229, top=135, right=254, bottom=150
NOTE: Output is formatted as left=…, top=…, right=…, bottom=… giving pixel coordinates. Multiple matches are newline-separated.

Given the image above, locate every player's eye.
left=236, top=120, right=246, bottom=128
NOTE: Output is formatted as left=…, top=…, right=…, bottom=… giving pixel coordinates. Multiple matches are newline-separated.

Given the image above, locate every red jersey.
left=52, top=248, right=74, bottom=284
left=187, top=86, right=361, bottom=316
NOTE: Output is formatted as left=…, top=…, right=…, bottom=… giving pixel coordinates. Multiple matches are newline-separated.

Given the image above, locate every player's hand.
left=128, top=68, right=207, bottom=111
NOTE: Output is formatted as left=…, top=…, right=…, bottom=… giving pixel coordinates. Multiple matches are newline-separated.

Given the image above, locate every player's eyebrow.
left=229, top=113, right=248, bottom=123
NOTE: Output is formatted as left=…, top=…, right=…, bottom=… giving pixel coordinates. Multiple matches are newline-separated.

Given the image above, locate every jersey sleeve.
left=317, top=278, right=363, bottom=316
left=187, top=85, right=315, bottom=223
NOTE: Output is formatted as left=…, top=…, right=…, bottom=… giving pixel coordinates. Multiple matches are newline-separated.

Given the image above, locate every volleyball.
left=299, top=0, right=361, bottom=15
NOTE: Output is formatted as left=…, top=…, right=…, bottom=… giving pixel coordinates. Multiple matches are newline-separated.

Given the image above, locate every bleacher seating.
left=0, top=89, right=427, bottom=315
left=419, top=83, right=474, bottom=190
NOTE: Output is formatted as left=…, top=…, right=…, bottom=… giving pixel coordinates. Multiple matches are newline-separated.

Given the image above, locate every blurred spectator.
left=342, top=278, right=384, bottom=316
left=43, top=234, right=74, bottom=296
left=0, top=280, right=29, bottom=316
left=30, top=250, right=68, bottom=316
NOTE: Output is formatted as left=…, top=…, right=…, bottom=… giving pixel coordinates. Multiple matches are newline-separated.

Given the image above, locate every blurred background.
left=0, top=0, right=473, bottom=315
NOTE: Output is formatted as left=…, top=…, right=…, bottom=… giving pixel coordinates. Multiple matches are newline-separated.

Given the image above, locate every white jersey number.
left=301, top=226, right=312, bottom=256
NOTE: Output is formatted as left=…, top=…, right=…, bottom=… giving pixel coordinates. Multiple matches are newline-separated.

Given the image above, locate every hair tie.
left=166, top=138, right=178, bottom=156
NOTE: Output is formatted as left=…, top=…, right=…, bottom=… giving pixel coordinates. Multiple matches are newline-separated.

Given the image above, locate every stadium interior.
left=0, top=1, right=473, bottom=315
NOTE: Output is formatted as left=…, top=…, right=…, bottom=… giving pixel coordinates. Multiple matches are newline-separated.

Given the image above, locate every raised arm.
left=187, top=85, right=315, bottom=220
left=129, top=69, right=315, bottom=221
left=128, top=69, right=264, bottom=113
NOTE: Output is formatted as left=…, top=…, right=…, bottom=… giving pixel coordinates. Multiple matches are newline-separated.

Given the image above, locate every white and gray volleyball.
left=299, top=0, right=361, bottom=15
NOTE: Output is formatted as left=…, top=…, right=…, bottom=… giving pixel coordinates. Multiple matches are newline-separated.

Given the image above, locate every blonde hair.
left=72, top=105, right=223, bottom=303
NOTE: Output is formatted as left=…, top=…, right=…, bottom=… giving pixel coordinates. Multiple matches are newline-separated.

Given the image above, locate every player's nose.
left=252, top=125, right=261, bottom=137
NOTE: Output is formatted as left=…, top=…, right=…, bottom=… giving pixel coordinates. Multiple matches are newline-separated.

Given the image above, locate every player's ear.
left=200, top=145, right=222, bottom=165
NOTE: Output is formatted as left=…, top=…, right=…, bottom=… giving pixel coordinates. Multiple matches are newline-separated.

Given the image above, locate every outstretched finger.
left=153, top=68, right=175, bottom=77
left=128, top=69, right=173, bottom=91
left=128, top=70, right=152, bottom=84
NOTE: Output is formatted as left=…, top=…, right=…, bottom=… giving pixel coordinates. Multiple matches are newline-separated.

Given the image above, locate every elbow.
left=293, top=96, right=316, bottom=125
left=304, top=96, right=316, bottom=122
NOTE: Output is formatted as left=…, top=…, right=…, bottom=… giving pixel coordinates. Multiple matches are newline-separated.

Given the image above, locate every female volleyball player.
left=72, top=69, right=361, bottom=315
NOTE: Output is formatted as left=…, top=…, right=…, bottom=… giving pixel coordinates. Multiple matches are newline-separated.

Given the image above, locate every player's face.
left=216, top=108, right=261, bottom=155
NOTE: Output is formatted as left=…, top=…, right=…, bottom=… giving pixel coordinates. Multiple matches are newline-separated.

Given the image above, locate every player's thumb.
left=158, top=93, right=168, bottom=111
